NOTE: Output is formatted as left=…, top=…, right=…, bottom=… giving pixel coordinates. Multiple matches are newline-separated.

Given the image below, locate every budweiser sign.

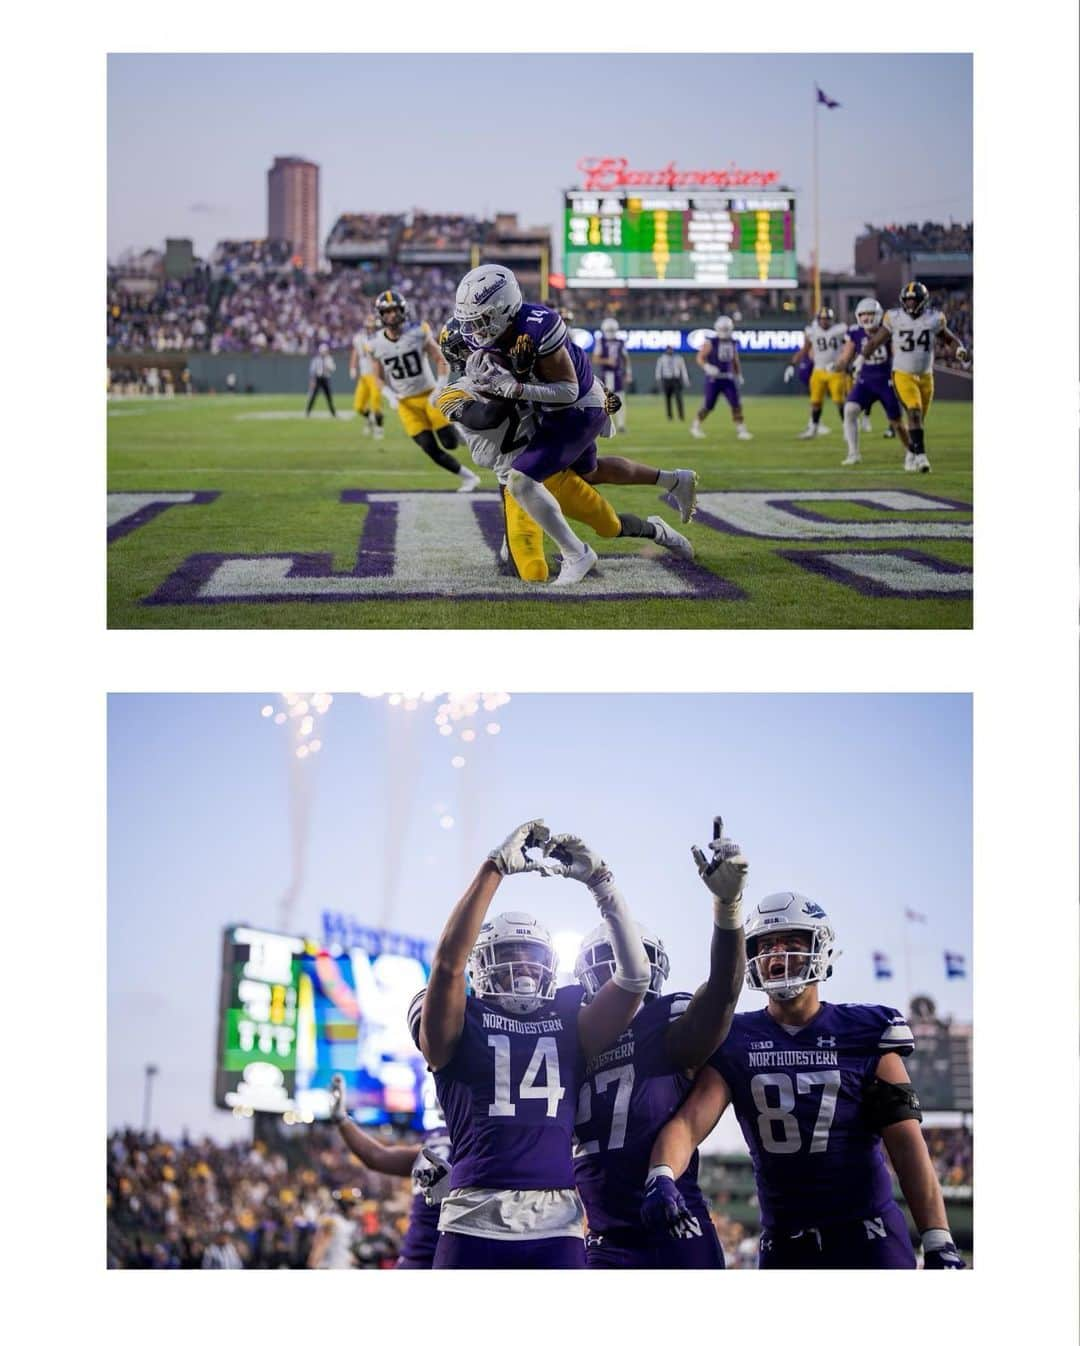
left=577, top=156, right=781, bottom=192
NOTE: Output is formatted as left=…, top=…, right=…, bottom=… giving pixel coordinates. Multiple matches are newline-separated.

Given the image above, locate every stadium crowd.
left=106, top=1120, right=971, bottom=1268
left=107, top=272, right=212, bottom=353
left=107, top=1127, right=411, bottom=1269
left=861, top=221, right=973, bottom=258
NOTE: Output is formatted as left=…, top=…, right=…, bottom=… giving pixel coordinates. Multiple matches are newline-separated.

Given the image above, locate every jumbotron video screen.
left=214, top=924, right=437, bottom=1129
left=564, top=190, right=798, bottom=288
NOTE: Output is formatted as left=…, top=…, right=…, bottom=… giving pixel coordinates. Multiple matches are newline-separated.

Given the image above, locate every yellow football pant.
left=353, top=374, right=380, bottom=415
left=809, top=368, right=850, bottom=406
left=398, top=390, right=451, bottom=437
left=504, top=470, right=621, bottom=582
left=892, top=370, right=935, bottom=418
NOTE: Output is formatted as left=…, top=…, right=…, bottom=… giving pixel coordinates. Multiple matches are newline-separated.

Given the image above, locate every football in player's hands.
left=488, top=819, right=557, bottom=876
left=329, top=1073, right=347, bottom=1124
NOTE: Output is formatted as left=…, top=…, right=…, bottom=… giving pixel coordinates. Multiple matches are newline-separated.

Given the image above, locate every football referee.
left=655, top=347, right=690, bottom=420
left=306, top=343, right=338, bottom=417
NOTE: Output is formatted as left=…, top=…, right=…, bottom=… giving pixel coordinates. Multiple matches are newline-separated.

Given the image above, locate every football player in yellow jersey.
left=861, top=282, right=968, bottom=473
left=369, top=290, right=479, bottom=490
left=435, top=319, right=693, bottom=585
left=349, top=313, right=384, bottom=439
left=785, top=306, right=851, bottom=439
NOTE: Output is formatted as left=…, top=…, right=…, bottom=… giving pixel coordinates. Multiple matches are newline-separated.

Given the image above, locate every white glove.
left=329, top=1073, right=348, bottom=1124
left=955, top=346, right=969, bottom=366
left=471, top=356, right=522, bottom=400
left=545, top=833, right=649, bottom=993
left=542, top=832, right=613, bottom=900
left=691, top=817, right=748, bottom=930
left=382, top=387, right=399, bottom=410
left=704, top=363, right=722, bottom=378
left=737, top=374, right=745, bottom=387
left=783, top=365, right=795, bottom=384
left=488, top=819, right=557, bottom=876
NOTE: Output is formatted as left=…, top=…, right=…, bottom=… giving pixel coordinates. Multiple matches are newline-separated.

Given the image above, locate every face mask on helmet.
left=856, top=301, right=882, bottom=331
left=601, top=319, right=619, bottom=338
left=744, top=894, right=837, bottom=1001
left=438, top=319, right=470, bottom=371
left=714, top=317, right=734, bottom=337
left=574, top=923, right=669, bottom=1003
left=901, top=283, right=929, bottom=317
left=454, top=266, right=523, bottom=348
left=817, top=307, right=835, bottom=326
left=468, top=925, right=557, bottom=1015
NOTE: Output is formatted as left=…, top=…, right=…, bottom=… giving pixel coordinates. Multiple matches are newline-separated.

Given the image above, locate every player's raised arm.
left=664, top=818, right=748, bottom=1072
left=641, top=1064, right=731, bottom=1234
left=420, top=820, right=553, bottom=1069
left=328, top=1074, right=420, bottom=1176
left=544, top=833, right=648, bottom=1057
left=870, top=1051, right=966, bottom=1268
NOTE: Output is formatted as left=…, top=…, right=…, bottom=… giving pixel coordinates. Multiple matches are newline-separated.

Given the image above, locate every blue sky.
left=108, top=693, right=971, bottom=1140
left=107, top=53, right=972, bottom=271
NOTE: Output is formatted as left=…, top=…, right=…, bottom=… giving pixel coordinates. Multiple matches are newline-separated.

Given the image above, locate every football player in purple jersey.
left=327, top=1073, right=451, bottom=1269
left=690, top=317, right=753, bottom=442
left=835, top=297, right=910, bottom=467
left=643, top=892, right=965, bottom=1269
left=455, top=265, right=699, bottom=585
left=572, top=817, right=748, bottom=1269
left=593, top=317, right=633, bottom=433
left=410, top=819, right=651, bottom=1269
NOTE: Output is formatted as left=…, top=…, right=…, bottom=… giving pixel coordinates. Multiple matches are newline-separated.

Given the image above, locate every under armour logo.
left=863, top=1217, right=887, bottom=1240
left=817, top=1036, right=837, bottom=1049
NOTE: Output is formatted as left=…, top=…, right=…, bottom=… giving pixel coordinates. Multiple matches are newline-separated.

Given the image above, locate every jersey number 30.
left=486, top=1034, right=565, bottom=1119
left=750, top=1070, right=841, bottom=1155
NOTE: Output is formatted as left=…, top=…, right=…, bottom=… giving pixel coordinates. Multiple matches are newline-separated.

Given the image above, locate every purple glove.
left=641, top=1168, right=697, bottom=1239
left=922, top=1231, right=966, bottom=1269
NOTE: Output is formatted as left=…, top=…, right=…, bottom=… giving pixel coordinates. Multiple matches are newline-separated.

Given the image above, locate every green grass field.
left=107, top=392, right=972, bottom=629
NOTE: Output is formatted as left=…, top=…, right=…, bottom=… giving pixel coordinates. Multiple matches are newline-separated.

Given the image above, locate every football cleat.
left=796, top=425, right=818, bottom=440
left=647, top=516, right=694, bottom=560
left=456, top=467, right=480, bottom=493
left=552, top=544, right=598, bottom=587
left=842, top=451, right=862, bottom=465
left=662, top=468, right=698, bottom=523
left=883, top=426, right=897, bottom=439
left=736, top=425, right=753, bottom=441
left=912, top=452, right=931, bottom=473
left=904, top=451, right=918, bottom=471
left=815, top=423, right=831, bottom=435
left=689, top=421, right=706, bottom=439
left=900, top=281, right=930, bottom=317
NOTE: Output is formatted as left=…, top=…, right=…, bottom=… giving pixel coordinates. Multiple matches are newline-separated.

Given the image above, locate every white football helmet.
left=855, top=297, right=883, bottom=331
left=454, top=265, right=523, bottom=348
left=714, top=316, right=735, bottom=337
left=601, top=317, right=620, bottom=338
left=744, top=892, right=838, bottom=1001
left=574, top=921, right=669, bottom=1003
left=467, top=911, right=558, bottom=1014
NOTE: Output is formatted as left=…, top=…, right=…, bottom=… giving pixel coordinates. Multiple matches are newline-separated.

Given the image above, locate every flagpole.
left=812, top=86, right=821, bottom=313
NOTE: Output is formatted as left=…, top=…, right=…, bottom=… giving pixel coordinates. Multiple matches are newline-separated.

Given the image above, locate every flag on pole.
left=816, top=86, right=841, bottom=109
left=873, top=951, right=893, bottom=979
left=905, top=908, right=928, bottom=923
left=944, top=951, right=967, bottom=979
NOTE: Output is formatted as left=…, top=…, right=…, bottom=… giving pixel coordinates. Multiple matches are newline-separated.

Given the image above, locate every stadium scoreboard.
left=564, top=190, right=797, bottom=289
left=215, top=923, right=436, bottom=1128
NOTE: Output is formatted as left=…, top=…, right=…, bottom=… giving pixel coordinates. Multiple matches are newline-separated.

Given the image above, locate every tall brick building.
left=267, top=156, right=319, bottom=271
